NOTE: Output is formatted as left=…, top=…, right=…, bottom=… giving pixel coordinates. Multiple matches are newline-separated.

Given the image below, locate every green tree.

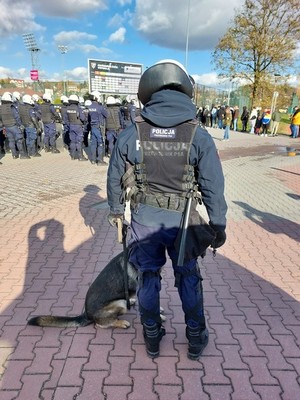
left=212, top=0, right=300, bottom=107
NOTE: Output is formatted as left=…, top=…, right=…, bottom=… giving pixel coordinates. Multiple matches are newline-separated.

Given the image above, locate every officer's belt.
left=132, top=192, right=189, bottom=212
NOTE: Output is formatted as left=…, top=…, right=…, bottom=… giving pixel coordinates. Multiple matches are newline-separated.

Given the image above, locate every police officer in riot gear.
left=83, top=99, right=91, bottom=149
left=12, top=91, right=21, bottom=110
left=88, top=91, right=107, bottom=165
left=66, top=94, right=87, bottom=161
left=127, top=98, right=140, bottom=124
left=40, top=93, right=61, bottom=153
left=0, top=92, right=29, bottom=159
left=107, top=60, right=227, bottom=360
left=105, top=96, right=123, bottom=158
left=32, top=94, right=43, bottom=151
left=60, top=95, right=70, bottom=149
left=19, top=94, right=42, bottom=157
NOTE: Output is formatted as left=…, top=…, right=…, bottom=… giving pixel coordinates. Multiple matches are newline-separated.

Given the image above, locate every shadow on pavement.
left=0, top=190, right=300, bottom=399
left=233, top=201, right=300, bottom=243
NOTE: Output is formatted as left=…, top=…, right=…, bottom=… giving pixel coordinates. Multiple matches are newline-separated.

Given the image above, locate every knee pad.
left=174, top=263, right=202, bottom=288
left=138, top=270, right=161, bottom=288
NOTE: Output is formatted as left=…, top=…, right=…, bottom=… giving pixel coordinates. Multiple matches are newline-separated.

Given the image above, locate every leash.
left=117, top=218, right=131, bottom=310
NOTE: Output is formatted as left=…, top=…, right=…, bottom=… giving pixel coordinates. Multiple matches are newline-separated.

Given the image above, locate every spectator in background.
left=232, top=105, right=239, bottom=131
left=222, top=106, right=232, bottom=140
left=249, top=107, right=258, bottom=134
left=254, top=111, right=262, bottom=135
left=290, top=106, right=300, bottom=138
left=217, top=106, right=225, bottom=129
left=240, top=106, right=249, bottom=132
left=260, top=108, right=271, bottom=137
left=202, top=105, right=211, bottom=127
left=211, top=104, right=218, bottom=128
left=270, top=109, right=281, bottom=136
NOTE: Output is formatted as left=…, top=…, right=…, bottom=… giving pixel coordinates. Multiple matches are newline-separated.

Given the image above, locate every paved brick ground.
left=0, top=129, right=299, bottom=400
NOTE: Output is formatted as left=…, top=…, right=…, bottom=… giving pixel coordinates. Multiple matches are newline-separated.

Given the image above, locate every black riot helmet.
left=138, top=59, right=194, bottom=105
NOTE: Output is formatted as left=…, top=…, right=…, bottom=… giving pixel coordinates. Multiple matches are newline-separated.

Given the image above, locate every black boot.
left=97, top=153, right=107, bottom=166
left=51, top=144, right=60, bottom=153
left=78, top=153, right=88, bottom=161
left=186, top=326, right=209, bottom=360
left=143, top=323, right=166, bottom=358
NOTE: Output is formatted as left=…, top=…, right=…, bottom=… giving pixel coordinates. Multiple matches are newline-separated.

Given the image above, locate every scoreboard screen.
left=88, top=59, right=143, bottom=95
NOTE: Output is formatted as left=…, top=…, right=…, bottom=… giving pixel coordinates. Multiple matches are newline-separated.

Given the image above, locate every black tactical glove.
left=108, top=213, right=124, bottom=227
left=210, top=224, right=226, bottom=249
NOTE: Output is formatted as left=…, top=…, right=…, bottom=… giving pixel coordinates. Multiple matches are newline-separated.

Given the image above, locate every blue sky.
left=0, top=0, right=299, bottom=89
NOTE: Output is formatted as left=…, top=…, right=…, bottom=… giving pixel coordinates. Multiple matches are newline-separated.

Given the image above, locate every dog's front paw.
left=160, top=314, right=167, bottom=322
left=114, top=319, right=131, bottom=329
left=129, top=298, right=136, bottom=306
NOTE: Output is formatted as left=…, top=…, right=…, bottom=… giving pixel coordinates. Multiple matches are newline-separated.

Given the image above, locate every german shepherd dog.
left=28, top=252, right=138, bottom=329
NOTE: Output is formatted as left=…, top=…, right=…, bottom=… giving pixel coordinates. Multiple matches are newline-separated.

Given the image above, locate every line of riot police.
left=0, top=90, right=140, bottom=163
left=0, top=91, right=62, bottom=160
left=58, top=91, right=140, bottom=165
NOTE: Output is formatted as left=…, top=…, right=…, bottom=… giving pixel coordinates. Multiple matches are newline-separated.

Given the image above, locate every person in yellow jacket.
left=291, top=106, right=300, bottom=138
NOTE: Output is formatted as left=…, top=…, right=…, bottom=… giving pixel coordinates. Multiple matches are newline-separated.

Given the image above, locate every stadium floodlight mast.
left=58, top=45, right=68, bottom=95
left=22, top=33, right=41, bottom=90
left=22, top=33, right=40, bottom=70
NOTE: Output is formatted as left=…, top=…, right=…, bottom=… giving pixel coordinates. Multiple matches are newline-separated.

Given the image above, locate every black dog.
left=28, top=252, right=138, bottom=329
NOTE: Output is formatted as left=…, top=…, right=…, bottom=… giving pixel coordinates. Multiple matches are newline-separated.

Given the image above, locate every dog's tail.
left=27, top=313, right=92, bottom=328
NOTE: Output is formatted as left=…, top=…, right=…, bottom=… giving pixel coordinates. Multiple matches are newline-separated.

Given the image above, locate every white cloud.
left=65, top=67, right=88, bottom=80
left=117, top=0, right=132, bottom=6
left=108, top=13, right=125, bottom=28
left=0, top=0, right=43, bottom=36
left=33, top=0, right=107, bottom=17
left=108, top=27, right=126, bottom=43
left=193, top=72, right=220, bottom=87
left=77, top=44, right=113, bottom=55
left=133, top=0, right=242, bottom=51
left=54, top=31, right=97, bottom=44
left=0, top=0, right=108, bottom=37
left=0, top=66, right=13, bottom=78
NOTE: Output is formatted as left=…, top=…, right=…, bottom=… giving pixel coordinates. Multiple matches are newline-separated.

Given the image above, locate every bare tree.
left=212, top=0, right=300, bottom=106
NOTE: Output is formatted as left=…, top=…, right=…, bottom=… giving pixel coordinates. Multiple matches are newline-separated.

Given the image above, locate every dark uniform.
left=127, top=100, right=140, bottom=124
left=60, top=97, right=70, bottom=149
left=18, top=97, right=41, bottom=157
left=105, top=104, right=124, bottom=157
left=88, top=100, right=107, bottom=164
left=107, top=60, right=227, bottom=360
left=0, top=95, right=28, bottom=159
left=40, top=97, right=60, bottom=152
left=66, top=96, right=87, bottom=161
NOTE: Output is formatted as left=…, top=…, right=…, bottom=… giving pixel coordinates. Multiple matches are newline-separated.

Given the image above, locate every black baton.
left=177, top=190, right=193, bottom=266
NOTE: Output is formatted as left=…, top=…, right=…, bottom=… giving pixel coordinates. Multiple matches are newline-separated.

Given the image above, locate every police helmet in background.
left=1, top=92, right=13, bottom=102
left=60, top=95, right=69, bottom=104
left=84, top=99, right=92, bottom=107
left=106, top=96, right=116, bottom=105
left=12, top=91, right=21, bottom=101
left=32, top=94, right=40, bottom=102
left=91, top=91, right=102, bottom=102
left=22, top=94, right=33, bottom=105
left=68, top=94, right=79, bottom=103
left=138, top=59, right=194, bottom=105
left=43, top=93, right=52, bottom=102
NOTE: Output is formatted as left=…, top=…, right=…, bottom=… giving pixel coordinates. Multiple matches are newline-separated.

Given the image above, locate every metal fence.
left=194, top=83, right=251, bottom=110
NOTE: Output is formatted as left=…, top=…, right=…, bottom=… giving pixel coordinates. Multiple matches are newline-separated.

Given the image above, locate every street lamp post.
left=270, top=73, right=281, bottom=116
left=58, top=45, right=68, bottom=95
left=185, top=0, right=191, bottom=69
